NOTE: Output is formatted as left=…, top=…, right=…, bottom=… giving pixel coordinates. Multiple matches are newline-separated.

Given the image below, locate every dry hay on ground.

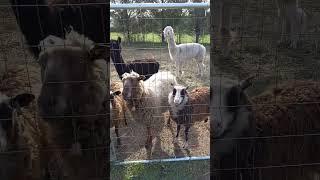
left=110, top=95, right=210, bottom=161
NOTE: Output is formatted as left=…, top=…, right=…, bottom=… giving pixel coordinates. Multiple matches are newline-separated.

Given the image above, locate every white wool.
left=163, top=26, right=206, bottom=77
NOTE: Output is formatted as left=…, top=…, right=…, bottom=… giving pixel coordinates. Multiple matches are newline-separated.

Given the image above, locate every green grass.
left=111, top=160, right=209, bottom=180
left=110, top=32, right=210, bottom=46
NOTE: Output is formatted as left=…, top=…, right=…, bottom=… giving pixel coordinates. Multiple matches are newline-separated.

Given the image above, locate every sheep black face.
left=0, top=93, right=35, bottom=151
left=212, top=76, right=254, bottom=138
left=121, top=71, right=145, bottom=104
left=168, top=84, right=189, bottom=106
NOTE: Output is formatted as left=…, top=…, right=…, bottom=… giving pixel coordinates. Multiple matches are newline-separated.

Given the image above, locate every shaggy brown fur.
left=251, top=80, right=320, bottom=180
left=189, top=87, right=210, bottom=122
left=37, top=30, right=108, bottom=180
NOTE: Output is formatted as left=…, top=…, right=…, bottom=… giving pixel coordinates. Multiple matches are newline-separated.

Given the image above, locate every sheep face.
left=37, top=44, right=107, bottom=118
left=121, top=71, right=145, bottom=102
left=0, top=93, right=35, bottom=152
left=212, top=76, right=253, bottom=138
left=163, top=26, right=174, bottom=41
left=168, top=84, right=189, bottom=107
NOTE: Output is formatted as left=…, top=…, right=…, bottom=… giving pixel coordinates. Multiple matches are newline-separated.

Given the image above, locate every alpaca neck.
left=167, top=36, right=177, bottom=50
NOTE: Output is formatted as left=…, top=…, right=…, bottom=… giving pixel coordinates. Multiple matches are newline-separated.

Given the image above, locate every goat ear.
left=185, top=86, right=189, bottom=90
left=170, top=83, right=175, bottom=87
left=139, top=75, right=146, bottom=81
left=117, top=37, right=121, bottom=43
left=10, top=93, right=35, bottom=108
left=240, top=76, right=255, bottom=90
left=89, top=44, right=107, bottom=60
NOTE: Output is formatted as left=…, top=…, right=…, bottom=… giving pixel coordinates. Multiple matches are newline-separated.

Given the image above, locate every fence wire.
left=211, top=0, right=320, bottom=179
left=110, top=2, right=210, bottom=179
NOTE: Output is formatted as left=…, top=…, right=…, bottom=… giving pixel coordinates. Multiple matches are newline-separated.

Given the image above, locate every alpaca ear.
left=117, top=37, right=121, bottom=43
left=139, top=75, right=146, bottom=81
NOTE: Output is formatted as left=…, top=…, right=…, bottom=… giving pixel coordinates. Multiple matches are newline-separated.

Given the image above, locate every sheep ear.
left=139, top=75, right=146, bottom=81
left=89, top=44, right=107, bottom=60
left=240, top=76, right=255, bottom=90
left=117, top=37, right=121, bottom=43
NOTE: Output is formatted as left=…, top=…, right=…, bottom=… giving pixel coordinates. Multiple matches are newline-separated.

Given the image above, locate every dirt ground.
left=110, top=48, right=211, bottom=161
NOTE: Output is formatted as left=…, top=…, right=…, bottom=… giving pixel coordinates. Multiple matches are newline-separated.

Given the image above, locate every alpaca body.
left=163, top=26, right=206, bottom=77
left=110, top=37, right=159, bottom=80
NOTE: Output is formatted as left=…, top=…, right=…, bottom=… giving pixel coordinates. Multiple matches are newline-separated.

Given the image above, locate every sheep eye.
left=172, top=88, right=176, bottom=96
left=181, top=89, right=185, bottom=96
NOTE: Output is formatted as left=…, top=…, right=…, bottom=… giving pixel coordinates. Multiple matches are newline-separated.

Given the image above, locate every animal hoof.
left=183, top=141, right=189, bottom=149
left=173, top=137, right=178, bottom=144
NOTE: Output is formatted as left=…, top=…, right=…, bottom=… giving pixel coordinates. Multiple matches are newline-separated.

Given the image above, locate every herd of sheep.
left=0, top=0, right=319, bottom=180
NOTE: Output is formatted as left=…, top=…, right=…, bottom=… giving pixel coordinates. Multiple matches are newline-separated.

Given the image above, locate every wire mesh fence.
left=211, top=0, right=320, bottom=179
left=0, top=1, right=109, bottom=179
left=110, top=1, right=210, bottom=179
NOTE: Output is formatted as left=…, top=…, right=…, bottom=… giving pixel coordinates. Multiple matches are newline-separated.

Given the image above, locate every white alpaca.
left=163, top=26, right=206, bottom=77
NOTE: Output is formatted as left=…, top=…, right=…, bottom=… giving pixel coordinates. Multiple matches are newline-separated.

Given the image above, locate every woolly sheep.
left=250, top=80, right=320, bottom=180
left=121, top=70, right=177, bottom=158
left=163, top=26, right=206, bottom=77
left=37, top=29, right=108, bottom=179
left=106, top=90, right=128, bottom=146
left=212, top=77, right=320, bottom=180
left=0, top=92, right=48, bottom=179
left=110, top=37, right=160, bottom=80
left=167, top=84, right=210, bottom=148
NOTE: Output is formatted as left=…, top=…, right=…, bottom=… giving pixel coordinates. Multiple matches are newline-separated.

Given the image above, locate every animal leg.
left=166, top=114, right=171, bottom=126
left=173, top=124, right=181, bottom=144
left=175, top=61, right=180, bottom=77
left=145, top=126, right=153, bottom=157
left=178, top=62, right=183, bottom=76
left=115, top=125, right=121, bottom=146
left=183, top=124, right=191, bottom=149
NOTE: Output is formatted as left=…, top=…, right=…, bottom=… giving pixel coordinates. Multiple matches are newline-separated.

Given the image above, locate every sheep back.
left=189, top=87, right=210, bottom=122
left=251, top=80, right=320, bottom=179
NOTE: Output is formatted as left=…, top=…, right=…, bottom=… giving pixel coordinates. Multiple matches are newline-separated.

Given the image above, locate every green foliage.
left=111, top=0, right=209, bottom=43
left=111, top=160, right=210, bottom=180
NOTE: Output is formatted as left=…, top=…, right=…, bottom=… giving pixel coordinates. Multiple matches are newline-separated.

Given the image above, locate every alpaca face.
left=163, top=26, right=174, bottom=41
left=212, top=77, right=253, bottom=138
left=0, top=93, right=35, bottom=152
